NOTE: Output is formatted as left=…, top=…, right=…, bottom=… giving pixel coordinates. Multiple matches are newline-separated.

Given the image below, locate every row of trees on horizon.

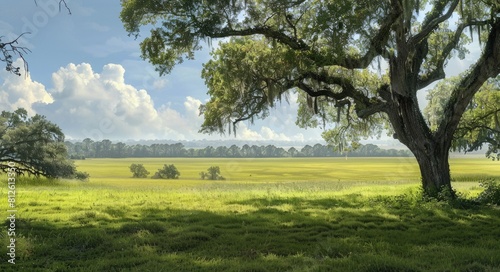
left=65, top=139, right=412, bottom=159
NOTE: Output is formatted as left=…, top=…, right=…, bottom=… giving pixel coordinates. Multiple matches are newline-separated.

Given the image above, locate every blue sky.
left=0, top=1, right=480, bottom=146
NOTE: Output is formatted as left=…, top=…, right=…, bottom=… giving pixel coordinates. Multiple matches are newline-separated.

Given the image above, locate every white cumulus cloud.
left=0, top=59, right=53, bottom=115
left=0, top=61, right=325, bottom=142
left=37, top=62, right=204, bottom=140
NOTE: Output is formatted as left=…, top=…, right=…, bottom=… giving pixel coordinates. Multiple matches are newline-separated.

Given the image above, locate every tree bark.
left=386, top=93, right=455, bottom=198
left=411, top=142, right=453, bottom=198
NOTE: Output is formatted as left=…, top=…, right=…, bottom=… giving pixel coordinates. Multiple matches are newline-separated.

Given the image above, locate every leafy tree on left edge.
left=0, top=108, right=86, bottom=179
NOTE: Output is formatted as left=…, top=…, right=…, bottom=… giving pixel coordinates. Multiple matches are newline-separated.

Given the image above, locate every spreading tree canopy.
left=121, top=0, right=500, bottom=197
left=0, top=108, right=77, bottom=178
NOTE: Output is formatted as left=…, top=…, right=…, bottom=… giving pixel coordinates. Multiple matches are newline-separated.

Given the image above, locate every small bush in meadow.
left=129, top=163, right=150, bottom=178
left=152, top=164, right=180, bottom=179
left=476, top=180, right=500, bottom=205
left=200, top=166, right=225, bottom=180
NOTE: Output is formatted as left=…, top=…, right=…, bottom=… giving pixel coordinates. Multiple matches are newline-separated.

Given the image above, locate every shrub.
left=476, top=180, right=500, bottom=205
left=152, top=164, right=180, bottom=179
left=129, top=163, right=150, bottom=178
left=201, top=166, right=225, bottom=180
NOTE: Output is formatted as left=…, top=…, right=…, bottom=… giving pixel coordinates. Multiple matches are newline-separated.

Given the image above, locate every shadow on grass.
left=1, top=196, right=500, bottom=272
left=226, top=194, right=363, bottom=209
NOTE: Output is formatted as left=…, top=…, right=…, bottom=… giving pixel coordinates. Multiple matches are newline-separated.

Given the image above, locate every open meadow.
left=1, top=157, right=500, bottom=271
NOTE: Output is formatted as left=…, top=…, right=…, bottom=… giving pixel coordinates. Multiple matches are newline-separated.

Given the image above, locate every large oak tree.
left=121, top=0, right=500, bottom=197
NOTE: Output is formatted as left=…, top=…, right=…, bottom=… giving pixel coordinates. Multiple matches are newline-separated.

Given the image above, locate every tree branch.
left=35, top=0, right=71, bottom=14
left=417, top=20, right=492, bottom=89
left=204, top=0, right=400, bottom=70
left=0, top=33, right=31, bottom=76
left=294, top=72, right=388, bottom=119
left=300, top=71, right=373, bottom=106
left=233, top=97, right=267, bottom=125
left=319, top=0, right=400, bottom=69
left=2, top=1, right=70, bottom=76
left=436, top=18, right=500, bottom=141
left=207, top=25, right=310, bottom=51
left=411, top=0, right=460, bottom=44
left=0, top=158, right=45, bottom=177
left=284, top=12, right=298, bottom=39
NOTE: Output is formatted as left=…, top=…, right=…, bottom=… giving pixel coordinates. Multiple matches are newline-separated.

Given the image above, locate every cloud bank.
left=0, top=60, right=317, bottom=142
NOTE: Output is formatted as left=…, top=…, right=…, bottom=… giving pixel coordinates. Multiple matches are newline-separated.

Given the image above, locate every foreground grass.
left=1, top=157, right=499, bottom=271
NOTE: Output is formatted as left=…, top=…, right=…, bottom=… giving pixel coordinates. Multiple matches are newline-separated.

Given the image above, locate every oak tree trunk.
left=410, top=141, right=454, bottom=198
left=387, top=94, right=455, bottom=198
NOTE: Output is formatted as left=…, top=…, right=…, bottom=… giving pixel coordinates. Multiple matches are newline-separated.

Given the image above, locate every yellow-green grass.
left=74, top=157, right=499, bottom=195
left=0, top=157, right=499, bottom=271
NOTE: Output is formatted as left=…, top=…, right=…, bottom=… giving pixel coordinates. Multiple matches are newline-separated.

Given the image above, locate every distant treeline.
left=65, top=139, right=412, bottom=159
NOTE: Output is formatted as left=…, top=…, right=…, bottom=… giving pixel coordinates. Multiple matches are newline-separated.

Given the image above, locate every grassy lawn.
left=1, top=157, right=499, bottom=271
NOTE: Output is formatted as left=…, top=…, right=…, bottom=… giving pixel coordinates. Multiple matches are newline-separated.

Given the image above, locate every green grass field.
left=1, top=157, right=500, bottom=271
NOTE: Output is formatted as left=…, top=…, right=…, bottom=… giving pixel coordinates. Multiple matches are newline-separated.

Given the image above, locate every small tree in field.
left=201, top=166, right=225, bottom=180
left=152, top=164, right=180, bottom=179
left=129, top=163, right=150, bottom=178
